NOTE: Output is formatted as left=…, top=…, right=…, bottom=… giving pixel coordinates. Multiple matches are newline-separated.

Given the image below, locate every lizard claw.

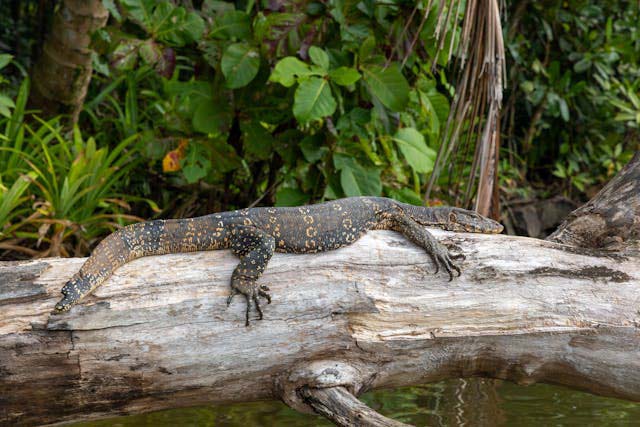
left=259, top=286, right=272, bottom=304
left=429, top=242, right=462, bottom=281
left=227, top=288, right=239, bottom=306
left=229, top=277, right=271, bottom=326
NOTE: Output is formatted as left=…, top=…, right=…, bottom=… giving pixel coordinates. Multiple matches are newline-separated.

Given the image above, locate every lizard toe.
left=253, top=294, right=264, bottom=320
left=244, top=294, right=251, bottom=327
left=258, top=288, right=272, bottom=304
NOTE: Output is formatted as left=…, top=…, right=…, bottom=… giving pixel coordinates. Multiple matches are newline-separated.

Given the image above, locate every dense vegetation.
left=0, top=0, right=638, bottom=258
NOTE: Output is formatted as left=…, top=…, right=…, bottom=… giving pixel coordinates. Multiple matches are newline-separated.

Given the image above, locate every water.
left=73, top=379, right=640, bottom=426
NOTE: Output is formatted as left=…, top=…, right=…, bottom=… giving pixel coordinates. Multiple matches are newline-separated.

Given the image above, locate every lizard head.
left=53, top=276, right=88, bottom=313
left=435, top=207, right=503, bottom=233
left=408, top=206, right=504, bottom=234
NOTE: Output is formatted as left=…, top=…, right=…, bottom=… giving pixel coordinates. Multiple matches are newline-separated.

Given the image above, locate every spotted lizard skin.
left=54, top=196, right=503, bottom=325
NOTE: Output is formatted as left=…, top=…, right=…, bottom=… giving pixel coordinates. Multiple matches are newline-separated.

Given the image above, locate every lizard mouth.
left=54, top=289, right=73, bottom=312
left=54, top=303, right=70, bottom=312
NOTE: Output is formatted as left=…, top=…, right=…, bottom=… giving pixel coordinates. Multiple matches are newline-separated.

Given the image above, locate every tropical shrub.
left=86, top=0, right=460, bottom=213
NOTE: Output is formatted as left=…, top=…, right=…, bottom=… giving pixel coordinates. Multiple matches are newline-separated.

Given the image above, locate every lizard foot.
left=427, top=241, right=463, bottom=281
left=227, top=278, right=271, bottom=326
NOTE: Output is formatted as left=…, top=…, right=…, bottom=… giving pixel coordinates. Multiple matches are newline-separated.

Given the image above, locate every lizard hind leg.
left=226, top=225, right=276, bottom=326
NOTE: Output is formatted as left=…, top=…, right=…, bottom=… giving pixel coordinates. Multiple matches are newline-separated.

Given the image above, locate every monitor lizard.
left=54, top=196, right=503, bottom=325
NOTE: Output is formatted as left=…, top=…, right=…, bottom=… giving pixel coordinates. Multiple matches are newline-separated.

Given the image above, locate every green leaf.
left=183, top=163, right=207, bottom=183
left=308, top=46, right=329, bottom=70
left=221, top=43, right=260, bottom=89
left=192, top=97, right=232, bottom=135
left=359, top=36, right=376, bottom=61
left=361, top=64, right=409, bottom=111
left=0, top=54, right=12, bottom=70
left=181, top=11, right=206, bottom=43
left=559, top=98, right=570, bottom=121
left=387, top=187, right=423, bottom=205
left=139, top=40, right=162, bottom=64
left=393, top=128, right=436, bottom=173
left=300, top=134, right=328, bottom=163
left=111, top=39, right=141, bottom=70
left=152, top=3, right=205, bottom=45
left=120, top=0, right=155, bottom=28
left=102, top=0, right=122, bottom=21
left=333, top=154, right=381, bottom=197
left=329, top=67, right=361, bottom=86
left=202, top=0, right=235, bottom=15
left=574, top=58, right=591, bottom=73
left=275, top=187, right=310, bottom=207
left=241, top=121, right=274, bottom=160
left=0, top=94, right=16, bottom=109
left=270, top=57, right=315, bottom=87
left=210, top=10, right=251, bottom=40
left=293, top=77, right=337, bottom=123
left=181, top=144, right=212, bottom=183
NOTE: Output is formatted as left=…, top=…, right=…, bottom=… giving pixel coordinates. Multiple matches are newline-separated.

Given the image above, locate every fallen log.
left=1, top=229, right=639, bottom=426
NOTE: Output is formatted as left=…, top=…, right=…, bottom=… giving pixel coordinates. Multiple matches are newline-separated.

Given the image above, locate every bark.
left=29, top=0, right=108, bottom=125
left=1, top=229, right=639, bottom=426
left=547, top=151, right=640, bottom=254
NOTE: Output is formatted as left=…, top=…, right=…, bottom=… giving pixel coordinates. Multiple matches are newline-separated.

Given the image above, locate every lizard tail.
left=54, top=216, right=228, bottom=312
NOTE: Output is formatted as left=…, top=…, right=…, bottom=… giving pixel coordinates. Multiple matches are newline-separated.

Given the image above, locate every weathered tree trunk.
left=548, top=151, right=640, bottom=254
left=29, top=0, right=108, bottom=125
left=1, top=229, right=639, bottom=426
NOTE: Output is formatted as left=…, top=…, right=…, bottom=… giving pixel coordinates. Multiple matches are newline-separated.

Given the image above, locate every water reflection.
left=73, top=379, right=640, bottom=426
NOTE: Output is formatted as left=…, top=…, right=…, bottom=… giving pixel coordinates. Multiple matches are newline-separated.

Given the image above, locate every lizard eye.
left=449, top=212, right=457, bottom=223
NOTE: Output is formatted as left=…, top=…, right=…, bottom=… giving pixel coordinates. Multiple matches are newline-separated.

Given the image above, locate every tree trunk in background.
left=547, top=151, right=640, bottom=254
left=29, top=0, right=108, bottom=125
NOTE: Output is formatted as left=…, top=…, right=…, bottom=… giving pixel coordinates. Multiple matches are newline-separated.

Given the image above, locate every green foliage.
left=393, top=128, right=436, bottom=174
left=504, top=0, right=639, bottom=197
left=80, top=0, right=459, bottom=214
left=361, top=65, right=410, bottom=112
left=0, top=54, right=18, bottom=118
left=0, top=75, right=142, bottom=257
left=221, top=43, right=260, bottom=88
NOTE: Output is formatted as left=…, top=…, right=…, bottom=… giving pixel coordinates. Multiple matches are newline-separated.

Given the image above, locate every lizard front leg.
left=226, top=225, right=275, bottom=326
left=391, top=211, right=464, bottom=281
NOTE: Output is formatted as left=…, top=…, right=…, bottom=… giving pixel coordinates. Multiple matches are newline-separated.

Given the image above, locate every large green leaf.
left=0, top=54, right=13, bottom=70
left=329, top=67, right=361, bottom=86
left=308, top=46, right=329, bottom=70
left=270, top=57, right=320, bottom=87
left=361, top=64, right=409, bottom=111
left=393, top=128, right=436, bottom=173
left=192, top=97, right=232, bottom=135
left=275, top=187, right=310, bottom=207
left=241, top=121, right=274, bottom=160
left=120, top=0, right=155, bottom=27
left=300, top=134, right=328, bottom=163
left=221, top=43, right=260, bottom=89
left=333, top=154, right=381, bottom=196
left=120, top=1, right=204, bottom=46
left=293, top=77, right=337, bottom=123
left=210, top=10, right=251, bottom=40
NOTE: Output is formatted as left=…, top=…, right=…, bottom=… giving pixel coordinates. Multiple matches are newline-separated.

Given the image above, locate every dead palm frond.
left=423, top=0, right=505, bottom=218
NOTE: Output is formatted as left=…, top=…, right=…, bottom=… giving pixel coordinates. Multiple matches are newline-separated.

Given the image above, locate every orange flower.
left=162, top=139, right=189, bottom=172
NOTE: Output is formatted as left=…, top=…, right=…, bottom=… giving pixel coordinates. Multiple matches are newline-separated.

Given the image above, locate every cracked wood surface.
left=1, top=229, right=639, bottom=426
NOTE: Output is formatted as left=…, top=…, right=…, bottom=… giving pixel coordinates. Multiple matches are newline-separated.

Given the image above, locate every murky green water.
left=74, top=379, right=640, bottom=426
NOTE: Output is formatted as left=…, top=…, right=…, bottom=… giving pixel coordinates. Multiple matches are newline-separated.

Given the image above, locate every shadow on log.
left=1, top=228, right=639, bottom=426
